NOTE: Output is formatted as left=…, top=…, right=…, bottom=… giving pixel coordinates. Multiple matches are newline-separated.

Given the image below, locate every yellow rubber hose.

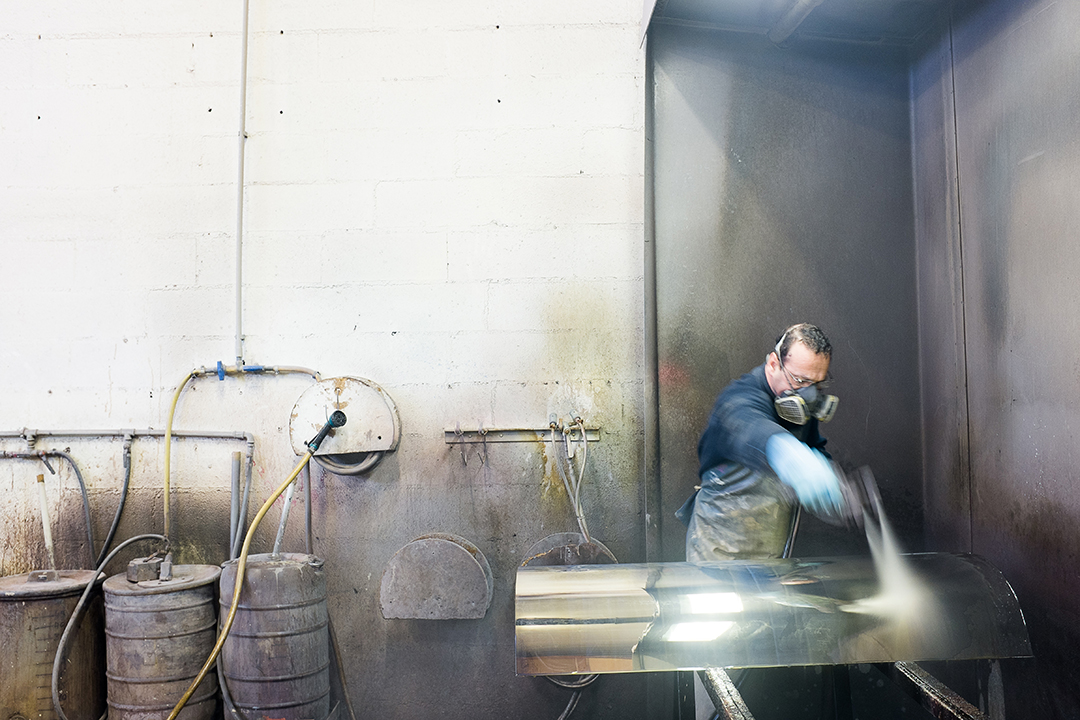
left=166, top=450, right=313, bottom=720
left=163, top=370, right=195, bottom=541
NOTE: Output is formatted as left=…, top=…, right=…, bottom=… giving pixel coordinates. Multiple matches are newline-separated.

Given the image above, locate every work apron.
left=677, top=463, right=795, bottom=563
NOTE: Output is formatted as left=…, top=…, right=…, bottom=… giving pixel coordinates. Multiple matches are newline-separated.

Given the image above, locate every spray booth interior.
left=645, top=0, right=1078, bottom=717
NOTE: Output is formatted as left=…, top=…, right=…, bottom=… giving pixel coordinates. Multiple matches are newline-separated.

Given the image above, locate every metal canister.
left=219, top=553, right=330, bottom=720
left=0, top=570, right=106, bottom=720
left=103, top=565, right=220, bottom=720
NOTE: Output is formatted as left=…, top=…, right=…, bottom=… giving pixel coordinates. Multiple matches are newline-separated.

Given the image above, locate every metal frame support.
left=699, top=668, right=755, bottom=720
left=699, top=663, right=989, bottom=720
left=882, top=662, right=989, bottom=720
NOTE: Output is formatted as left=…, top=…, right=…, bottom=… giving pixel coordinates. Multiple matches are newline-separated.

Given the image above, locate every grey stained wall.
left=649, top=24, right=923, bottom=563
left=913, top=0, right=1080, bottom=716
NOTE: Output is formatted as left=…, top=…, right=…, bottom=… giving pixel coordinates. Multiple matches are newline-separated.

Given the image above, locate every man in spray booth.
left=676, top=323, right=845, bottom=562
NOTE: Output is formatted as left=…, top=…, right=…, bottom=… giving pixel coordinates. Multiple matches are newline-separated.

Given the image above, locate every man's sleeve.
left=704, top=392, right=787, bottom=475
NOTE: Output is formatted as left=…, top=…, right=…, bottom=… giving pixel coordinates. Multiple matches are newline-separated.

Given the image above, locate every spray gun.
left=817, top=464, right=884, bottom=532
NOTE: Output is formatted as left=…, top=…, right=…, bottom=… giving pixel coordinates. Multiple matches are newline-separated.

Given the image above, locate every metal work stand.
left=700, top=663, right=990, bottom=720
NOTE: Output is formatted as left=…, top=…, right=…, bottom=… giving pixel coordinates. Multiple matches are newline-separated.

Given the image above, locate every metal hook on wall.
left=476, top=421, right=487, bottom=466
left=455, top=423, right=468, bottom=466
left=572, top=415, right=587, bottom=457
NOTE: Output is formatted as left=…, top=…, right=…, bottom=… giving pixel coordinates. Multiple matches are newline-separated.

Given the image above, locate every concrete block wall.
left=0, top=1, right=646, bottom=718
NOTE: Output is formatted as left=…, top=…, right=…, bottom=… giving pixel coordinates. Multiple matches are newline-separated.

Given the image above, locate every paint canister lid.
left=221, top=552, right=325, bottom=571
left=0, top=569, right=101, bottom=600
left=103, top=564, right=221, bottom=596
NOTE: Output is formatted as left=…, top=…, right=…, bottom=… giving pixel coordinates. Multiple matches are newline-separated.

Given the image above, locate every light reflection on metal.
left=515, top=554, right=1031, bottom=675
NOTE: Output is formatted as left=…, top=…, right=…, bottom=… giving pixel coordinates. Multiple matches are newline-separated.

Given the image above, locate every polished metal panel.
left=104, top=565, right=220, bottom=720
left=515, top=554, right=1030, bottom=675
left=0, top=571, right=106, bottom=720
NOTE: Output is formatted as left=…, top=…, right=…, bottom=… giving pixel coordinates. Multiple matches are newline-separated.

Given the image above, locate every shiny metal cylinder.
left=103, top=565, right=220, bottom=720
left=516, top=554, right=1033, bottom=674
left=219, top=553, right=330, bottom=720
left=0, top=570, right=106, bottom=720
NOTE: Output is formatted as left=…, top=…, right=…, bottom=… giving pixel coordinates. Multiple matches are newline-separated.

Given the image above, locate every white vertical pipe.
left=235, top=0, right=252, bottom=366
left=37, top=474, right=58, bottom=571
left=230, top=451, right=241, bottom=552
left=304, top=463, right=313, bottom=555
left=272, top=481, right=296, bottom=557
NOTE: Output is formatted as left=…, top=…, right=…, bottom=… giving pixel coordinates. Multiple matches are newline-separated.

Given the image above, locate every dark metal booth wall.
left=648, top=24, right=922, bottom=563
left=912, top=0, right=1080, bottom=716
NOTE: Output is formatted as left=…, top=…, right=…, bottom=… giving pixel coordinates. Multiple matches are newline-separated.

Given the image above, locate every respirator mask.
left=772, top=336, right=839, bottom=425
left=774, top=383, right=838, bottom=425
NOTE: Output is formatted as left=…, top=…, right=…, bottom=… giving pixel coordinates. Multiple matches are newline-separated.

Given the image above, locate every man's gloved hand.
left=765, top=433, right=844, bottom=516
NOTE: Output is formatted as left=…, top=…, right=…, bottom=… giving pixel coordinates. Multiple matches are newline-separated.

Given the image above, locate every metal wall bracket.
left=443, top=427, right=600, bottom=444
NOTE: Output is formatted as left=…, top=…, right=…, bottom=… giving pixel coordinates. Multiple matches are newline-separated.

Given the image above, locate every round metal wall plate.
left=289, top=376, right=400, bottom=457
left=380, top=533, right=493, bottom=620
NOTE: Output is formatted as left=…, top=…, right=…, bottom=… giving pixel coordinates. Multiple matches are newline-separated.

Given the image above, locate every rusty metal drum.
left=219, top=553, right=330, bottom=720
left=0, top=570, right=106, bottom=720
left=103, top=565, right=220, bottom=720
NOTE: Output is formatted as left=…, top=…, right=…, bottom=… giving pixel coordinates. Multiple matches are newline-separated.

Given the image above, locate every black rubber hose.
left=217, top=657, right=248, bottom=720
left=1, top=451, right=98, bottom=568
left=52, top=533, right=168, bottom=720
left=230, top=453, right=254, bottom=561
left=94, top=438, right=133, bottom=567
left=50, top=451, right=96, bottom=568
left=329, top=614, right=359, bottom=720
left=557, top=690, right=582, bottom=720
left=546, top=675, right=598, bottom=689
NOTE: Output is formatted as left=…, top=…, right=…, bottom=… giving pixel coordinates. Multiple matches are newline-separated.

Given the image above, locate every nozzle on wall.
left=307, top=411, right=347, bottom=453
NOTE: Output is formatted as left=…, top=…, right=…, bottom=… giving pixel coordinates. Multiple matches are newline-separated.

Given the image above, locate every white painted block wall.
left=1, top=1, right=646, bottom=716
